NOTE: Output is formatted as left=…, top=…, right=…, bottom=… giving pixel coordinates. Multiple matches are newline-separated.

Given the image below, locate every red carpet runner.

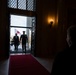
left=9, top=54, right=50, bottom=75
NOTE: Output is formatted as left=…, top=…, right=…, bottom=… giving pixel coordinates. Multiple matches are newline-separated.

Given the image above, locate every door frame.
left=8, top=11, right=36, bottom=55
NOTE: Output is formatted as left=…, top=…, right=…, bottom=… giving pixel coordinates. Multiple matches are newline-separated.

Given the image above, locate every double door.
left=10, top=14, right=36, bottom=54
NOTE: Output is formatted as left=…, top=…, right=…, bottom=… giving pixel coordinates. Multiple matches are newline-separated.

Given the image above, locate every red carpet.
left=9, top=54, right=50, bottom=75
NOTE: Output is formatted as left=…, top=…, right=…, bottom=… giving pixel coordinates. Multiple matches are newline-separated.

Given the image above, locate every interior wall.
left=56, top=0, right=68, bottom=54
left=35, top=0, right=76, bottom=58
left=0, top=0, right=9, bottom=60
left=36, top=0, right=58, bottom=58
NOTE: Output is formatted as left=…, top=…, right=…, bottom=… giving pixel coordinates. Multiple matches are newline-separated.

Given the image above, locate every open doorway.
left=10, top=14, right=36, bottom=55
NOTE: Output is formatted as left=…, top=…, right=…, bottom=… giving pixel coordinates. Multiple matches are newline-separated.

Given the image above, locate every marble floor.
left=0, top=59, right=9, bottom=75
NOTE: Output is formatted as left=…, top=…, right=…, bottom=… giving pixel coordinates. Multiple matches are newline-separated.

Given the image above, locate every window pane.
left=10, top=15, right=33, bottom=27
left=10, top=27, right=31, bottom=51
left=8, top=0, right=17, bottom=8
left=8, top=0, right=36, bottom=11
left=10, top=15, right=27, bottom=27
left=18, top=0, right=26, bottom=10
left=27, top=0, right=34, bottom=11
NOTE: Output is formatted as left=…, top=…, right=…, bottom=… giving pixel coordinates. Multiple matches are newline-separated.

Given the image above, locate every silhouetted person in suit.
left=51, top=25, right=76, bottom=75
left=13, top=33, right=19, bottom=51
left=20, top=31, right=28, bottom=53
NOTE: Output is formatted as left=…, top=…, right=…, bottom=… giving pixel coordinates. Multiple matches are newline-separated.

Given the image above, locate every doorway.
left=10, top=14, right=36, bottom=55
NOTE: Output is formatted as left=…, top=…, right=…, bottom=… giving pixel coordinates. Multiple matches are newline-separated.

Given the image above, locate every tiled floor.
left=0, top=53, right=53, bottom=75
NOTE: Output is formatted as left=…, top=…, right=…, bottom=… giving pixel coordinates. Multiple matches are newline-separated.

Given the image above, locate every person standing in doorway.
left=20, top=31, right=28, bottom=53
left=13, top=33, right=19, bottom=51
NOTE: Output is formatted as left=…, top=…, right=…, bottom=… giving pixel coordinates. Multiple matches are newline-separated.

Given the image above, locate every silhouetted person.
left=13, top=33, right=19, bottom=51
left=20, top=31, right=28, bottom=53
left=51, top=25, right=76, bottom=75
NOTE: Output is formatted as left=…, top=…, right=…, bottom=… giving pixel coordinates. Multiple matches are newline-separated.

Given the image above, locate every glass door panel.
left=10, top=27, right=31, bottom=53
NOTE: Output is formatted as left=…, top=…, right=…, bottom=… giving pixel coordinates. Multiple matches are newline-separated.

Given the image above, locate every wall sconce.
left=49, top=21, right=53, bottom=28
left=48, top=18, right=54, bottom=28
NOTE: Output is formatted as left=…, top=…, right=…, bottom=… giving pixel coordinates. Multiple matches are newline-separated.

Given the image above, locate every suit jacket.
left=13, top=36, right=19, bottom=45
left=51, top=44, right=76, bottom=75
left=20, top=34, right=28, bottom=44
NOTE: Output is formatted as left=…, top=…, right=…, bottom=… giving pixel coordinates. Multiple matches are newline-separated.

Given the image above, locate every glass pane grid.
left=8, top=0, right=17, bottom=8
left=18, top=0, right=26, bottom=10
left=33, top=0, right=36, bottom=11
left=8, top=0, right=36, bottom=11
left=27, top=0, right=34, bottom=11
